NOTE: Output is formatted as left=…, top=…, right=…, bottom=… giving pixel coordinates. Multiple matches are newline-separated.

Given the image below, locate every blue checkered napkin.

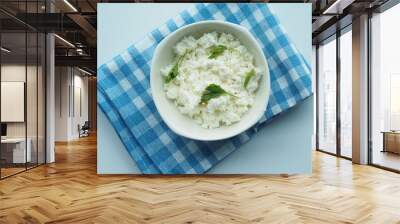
left=98, top=3, right=312, bottom=174
left=98, top=88, right=160, bottom=174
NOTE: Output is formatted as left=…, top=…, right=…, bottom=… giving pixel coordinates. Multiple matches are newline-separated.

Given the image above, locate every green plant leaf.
left=165, top=52, right=187, bottom=83
left=243, top=69, right=256, bottom=89
left=165, top=63, right=178, bottom=83
left=208, top=45, right=227, bottom=59
left=200, top=84, right=234, bottom=104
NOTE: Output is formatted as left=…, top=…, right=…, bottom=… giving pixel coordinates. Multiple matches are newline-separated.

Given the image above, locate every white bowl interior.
left=151, top=21, right=270, bottom=141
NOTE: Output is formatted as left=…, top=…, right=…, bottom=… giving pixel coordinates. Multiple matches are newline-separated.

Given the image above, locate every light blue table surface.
left=97, top=3, right=313, bottom=174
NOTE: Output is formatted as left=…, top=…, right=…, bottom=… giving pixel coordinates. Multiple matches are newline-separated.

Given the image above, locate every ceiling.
left=0, top=0, right=395, bottom=74
left=1, top=32, right=45, bottom=63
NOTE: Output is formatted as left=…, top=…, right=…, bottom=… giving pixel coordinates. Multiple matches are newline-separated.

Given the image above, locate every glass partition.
left=0, top=1, right=46, bottom=179
left=26, top=0, right=44, bottom=169
left=1, top=31, right=28, bottom=178
left=27, top=31, right=38, bottom=169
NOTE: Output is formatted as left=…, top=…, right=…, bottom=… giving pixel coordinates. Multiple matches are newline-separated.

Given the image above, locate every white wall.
left=55, top=66, right=69, bottom=141
left=1, top=65, right=27, bottom=141
left=1, top=65, right=39, bottom=137
left=54, top=67, right=89, bottom=141
left=71, top=73, right=89, bottom=138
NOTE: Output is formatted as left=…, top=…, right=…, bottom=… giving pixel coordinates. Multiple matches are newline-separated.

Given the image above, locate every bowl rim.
left=150, top=20, right=270, bottom=141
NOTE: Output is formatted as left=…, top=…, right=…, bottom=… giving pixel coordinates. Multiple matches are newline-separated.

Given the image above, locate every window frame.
left=315, top=24, right=353, bottom=161
left=367, top=2, right=400, bottom=173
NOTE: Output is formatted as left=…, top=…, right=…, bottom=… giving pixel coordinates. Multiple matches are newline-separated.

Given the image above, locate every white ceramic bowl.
left=150, top=20, right=270, bottom=141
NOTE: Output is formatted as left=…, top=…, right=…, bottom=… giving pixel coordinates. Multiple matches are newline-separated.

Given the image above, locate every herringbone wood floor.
left=1, top=134, right=400, bottom=224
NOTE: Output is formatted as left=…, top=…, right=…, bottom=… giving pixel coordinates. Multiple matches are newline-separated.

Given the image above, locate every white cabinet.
left=1, top=138, right=31, bottom=163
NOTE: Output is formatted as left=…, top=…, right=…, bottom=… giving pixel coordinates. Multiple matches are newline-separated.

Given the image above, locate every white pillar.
left=352, top=14, right=369, bottom=164
left=46, top=32, right=55, bottom=163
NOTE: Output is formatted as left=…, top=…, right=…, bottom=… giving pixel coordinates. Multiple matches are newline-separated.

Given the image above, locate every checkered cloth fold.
left=98, top=3, right=312, bottom=174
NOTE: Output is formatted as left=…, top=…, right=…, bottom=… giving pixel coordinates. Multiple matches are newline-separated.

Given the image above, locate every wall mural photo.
left=97, top=3, right=313, bottom=174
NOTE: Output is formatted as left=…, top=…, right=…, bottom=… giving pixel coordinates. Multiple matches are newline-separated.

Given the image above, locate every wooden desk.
left=381, top=131, right=400, bottom=154
left=1, top=138, right=31, bottom=163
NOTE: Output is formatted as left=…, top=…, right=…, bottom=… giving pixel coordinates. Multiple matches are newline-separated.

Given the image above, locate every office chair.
left=79, top=121, right=90, bottom=138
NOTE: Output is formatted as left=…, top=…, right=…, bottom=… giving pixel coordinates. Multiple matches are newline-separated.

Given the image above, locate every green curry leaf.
left=208, top=45, right=227, bottom=59
left=243, top=69, right=256, bottom=89
left=200, top=84, right=234, bottom=104
left=165, top=52, right=187, bottom=83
